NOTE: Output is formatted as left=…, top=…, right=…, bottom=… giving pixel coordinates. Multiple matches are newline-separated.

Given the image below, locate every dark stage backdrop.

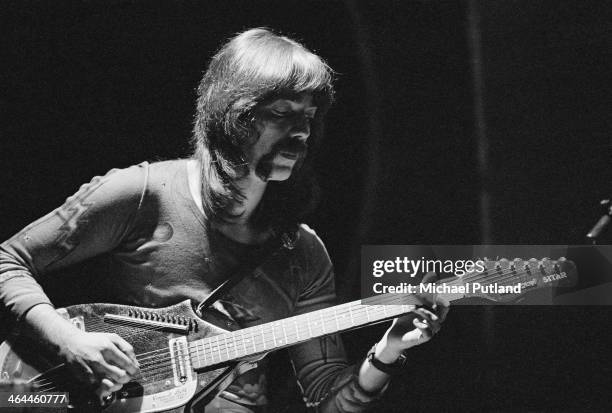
left=2, top=1, right=611, bottom=411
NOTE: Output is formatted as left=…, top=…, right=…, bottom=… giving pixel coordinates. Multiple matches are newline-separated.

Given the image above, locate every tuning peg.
left=539, top=263, right=547, bottom=275
left=525, top=258, right=538, bottom=273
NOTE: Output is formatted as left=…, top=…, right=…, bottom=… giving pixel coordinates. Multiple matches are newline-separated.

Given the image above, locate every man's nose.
left=290, top=116, right=311, bottom=141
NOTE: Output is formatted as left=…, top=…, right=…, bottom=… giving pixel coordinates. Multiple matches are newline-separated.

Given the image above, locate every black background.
left=2, top=1, right=612, bottom=411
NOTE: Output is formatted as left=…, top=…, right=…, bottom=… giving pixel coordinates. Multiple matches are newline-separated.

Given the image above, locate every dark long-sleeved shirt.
left=0, top=159, right=385, bottom=412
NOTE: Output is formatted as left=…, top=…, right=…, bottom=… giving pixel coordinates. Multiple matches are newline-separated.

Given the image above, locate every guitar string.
left=30, top=297, right=413, bottom=390
left=127, top=264, right=551, bottom=372
left=80, top=265, right=550, bottom=369
left=27, top=293, right=528, bottom=391
left=54, top=298, right=395, bottom=364
left=55, top=260, right=557, bottom=358
left=30, top=264, right=563, bottom=391
left=182, top=262, right=560, bottom=366
left=29, top=282, right=507, bottom=393
left=41, top=270, right=524, bottom=390
left=31, top=298, right=413, bottom=390
left=56, top=260, right=552, bottom=340
left=136, top=263, right=551, bottom=364
left=30, top=360, right=179, bottom=390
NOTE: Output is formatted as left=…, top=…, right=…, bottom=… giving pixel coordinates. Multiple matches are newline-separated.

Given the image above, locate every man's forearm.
left=356, top=341, right=398, bottom=393
left=21, top=303, right=81, bottom=351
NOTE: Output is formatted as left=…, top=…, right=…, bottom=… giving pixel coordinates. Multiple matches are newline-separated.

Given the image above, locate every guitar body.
left=0, top=300, right=245, bottom=413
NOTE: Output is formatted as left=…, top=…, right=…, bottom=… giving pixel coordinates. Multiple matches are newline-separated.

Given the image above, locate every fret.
left=195, top=341, right=202, bottom=367
left=311, top=312, right=321, bottom=335
left=370, top=305, right=378, bottom=321
left=229, top=333, right=238, bottom=358
left=205, top=339, right=213, bottom=364
left=365, top=305, right=370, bottom=322
left=209, top=337, right=221, bottom=361
left=260, top=325, right=267, bottom=351
left=271, top=323, right=277, bottom=347
left=272, top=322, right=283, bottom=346
left=320, top=311, right=326, bottom=334
left=223, top=335, right=231, bottom=360
left=216, top=336, right=224, bottom=361
left=250, top=328, right=257, bottom=353
left=252, top=326, right=262, bottom=352
left=242, top=331, right=248, bottom=356
left=231, top=335, right=239, bottom=358
left=380, top=305, right=388, bottom=318
left=307, top=313, right=313, bottom=338
left=205, top=340, right=213, bottom=365
left=333, top=307, right=339, bottom=331
left=325, top=309, right=336, bottom=333
left=281, top=321, right=288, bottom=345
left=349, top=305, right=354, bottom=326
left=277, top=322, right=284, bottom=345
left=232, top=335, right=239, bottom=358
left=200, top=340, right=207, bottom=364
left=294, top=318, right=300, bottom=341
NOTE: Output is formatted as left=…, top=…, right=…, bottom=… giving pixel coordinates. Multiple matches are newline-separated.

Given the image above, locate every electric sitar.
left=0, top=258, right=576, bottom=412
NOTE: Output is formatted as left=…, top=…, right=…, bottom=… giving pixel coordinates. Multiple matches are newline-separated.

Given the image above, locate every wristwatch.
left=366, top=344, right=408, bottom=375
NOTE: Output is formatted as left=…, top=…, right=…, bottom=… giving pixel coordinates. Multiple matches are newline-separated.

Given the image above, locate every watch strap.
left=366, top=344, right=407, bottom=375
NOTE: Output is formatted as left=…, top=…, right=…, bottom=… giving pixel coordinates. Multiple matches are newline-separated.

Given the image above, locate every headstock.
left=456, top=257, right=577, bottom=303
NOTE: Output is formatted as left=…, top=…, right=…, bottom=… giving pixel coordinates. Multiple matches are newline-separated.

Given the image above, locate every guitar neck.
left=190, top=257, right=574, bottom=370
left=190, top=293, right=424, bottom=370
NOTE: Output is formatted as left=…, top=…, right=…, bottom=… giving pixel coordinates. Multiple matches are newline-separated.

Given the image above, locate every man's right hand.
left=23, top=304, right=140, bottom=401
left=59, top=331, right=140, bottom=400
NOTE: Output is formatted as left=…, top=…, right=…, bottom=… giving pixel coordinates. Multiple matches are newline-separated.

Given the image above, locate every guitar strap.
left=194, top=231, right=295, bottom=317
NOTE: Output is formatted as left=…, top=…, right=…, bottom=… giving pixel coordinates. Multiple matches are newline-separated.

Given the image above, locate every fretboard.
left=189, top=293, right=425, bottom=370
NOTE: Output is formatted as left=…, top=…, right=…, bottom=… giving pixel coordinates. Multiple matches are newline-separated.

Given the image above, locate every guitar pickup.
left=169, top=337, right=194, bottom=386
left=103, top=313, right=189, bottom=333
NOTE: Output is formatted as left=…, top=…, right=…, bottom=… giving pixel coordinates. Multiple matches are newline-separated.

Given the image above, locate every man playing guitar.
left=0, top=28, right=448, bottom=412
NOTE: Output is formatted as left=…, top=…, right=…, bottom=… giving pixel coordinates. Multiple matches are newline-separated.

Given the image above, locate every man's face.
left=246, top=93, right=317, bottom=182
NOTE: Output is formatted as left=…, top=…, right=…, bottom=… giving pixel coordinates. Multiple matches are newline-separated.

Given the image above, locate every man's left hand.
left=374, top=294, right=450, bottom=363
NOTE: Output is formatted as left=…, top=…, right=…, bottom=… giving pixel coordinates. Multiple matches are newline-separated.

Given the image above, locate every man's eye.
left=305, top=109, right=317, bottom=119
left=271, top=110, right=291, bottom=118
